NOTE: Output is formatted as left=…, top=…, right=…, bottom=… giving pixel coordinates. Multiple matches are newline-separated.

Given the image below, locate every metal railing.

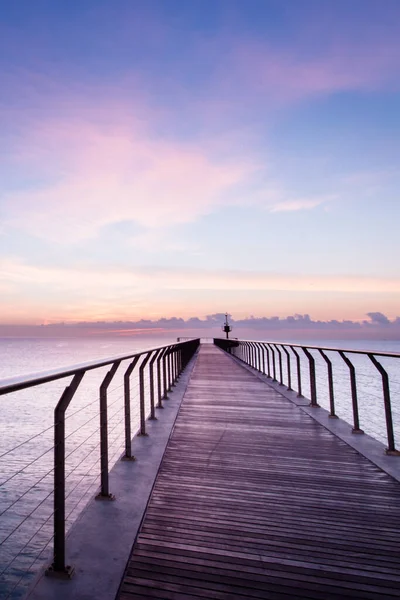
left=214, top=338, right=400, bottom=456
left=0, top=339, right=199, bottom=586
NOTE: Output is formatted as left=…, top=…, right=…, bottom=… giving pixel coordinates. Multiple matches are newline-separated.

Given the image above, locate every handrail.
left=0, top=338, right=200, bottom=581
left=214, top=337, right=400, bottom=456
left=0, top=340, right=198, bottom=396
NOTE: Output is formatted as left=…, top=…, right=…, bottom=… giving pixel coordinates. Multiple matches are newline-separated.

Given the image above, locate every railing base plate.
left=45, top=564, right=74, bottom=579
left=121, top=455, right=136, bottom=461
left=329, top=414, right=339, bottom=419
left=95, top=492, right=116, bottom=501
left=352, top=428, right=364, bottom=434
left=386, top=449, right=400, bottom=456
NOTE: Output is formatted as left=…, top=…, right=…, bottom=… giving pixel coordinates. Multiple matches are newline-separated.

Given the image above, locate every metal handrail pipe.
left=215, top=338, right=400, bottom=360
left=0, top=340, right=199, bottom=397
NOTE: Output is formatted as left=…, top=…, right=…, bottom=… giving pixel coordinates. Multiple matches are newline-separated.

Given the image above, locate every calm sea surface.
left=0, top=335, right=399, bottom=598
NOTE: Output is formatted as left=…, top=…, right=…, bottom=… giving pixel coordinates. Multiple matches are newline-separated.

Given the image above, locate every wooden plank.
left=117, top=344, right=400, bottom=599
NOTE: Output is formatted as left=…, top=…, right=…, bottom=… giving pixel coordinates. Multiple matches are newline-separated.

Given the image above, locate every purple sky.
left=1, top=1, right=399, bottom=327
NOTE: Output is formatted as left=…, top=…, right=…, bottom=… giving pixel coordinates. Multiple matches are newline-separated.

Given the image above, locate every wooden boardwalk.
left=117, top=345, right=400, bottom=599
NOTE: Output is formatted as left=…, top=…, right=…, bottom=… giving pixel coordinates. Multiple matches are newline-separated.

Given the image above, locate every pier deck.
left=117, top=344, right=400, bottom=600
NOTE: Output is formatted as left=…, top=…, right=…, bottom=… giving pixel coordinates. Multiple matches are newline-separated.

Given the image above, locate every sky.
left=1, top=0, right=400, bottom=330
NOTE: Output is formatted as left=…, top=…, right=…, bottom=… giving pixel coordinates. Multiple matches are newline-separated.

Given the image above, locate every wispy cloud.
left=269, top=196, right=333, bottom=213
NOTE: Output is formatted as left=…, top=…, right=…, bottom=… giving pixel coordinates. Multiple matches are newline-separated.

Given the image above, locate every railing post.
left=178, top=348, right=182, bottom=375
left=274, top=344, right=284, bottom=385
left=262, top=343, right=271, bottom=378
left=302, top=348, right=319, bottom=407
left=318, top=350, right=337, bottom=418
left=267, top=344, right=277, bottom=381
left=175, top=348, right=180, bottom=376
left=162, top=346, right=170, bottom=399
left=339, top=351, right=363, bottom=433
left=247, top=342, right=252, bottom=366
left=282, top=346, right=292, bottom=391
left=172, top=347, right=177, bottom=382
left=46, top=372, right=85, bottom=578
left=253, top=343, right=260, bottom=371
left=246, top=342, right=251, bottom=365
left=167, top=348, right=173, bottom=391
left=256, top=343, right=265, bottom=374
left=172, top=345, right=178, bottom=383
left=290, top=346, right=303, bottom=397
left=252, top=343, right=258, bottom=369
left=255, top=343, right=261, bottom=372
left=249, top=342, right=256, bottom=368
left=122, top=355, right=141, bottom=460
left=157, top=347, right=168, bottom=408
left=139, top=351, right=153, bottom=436
left=97, top=361, right=121, bottom=499
left=169, top=347, right=174, bottom=386
left=368, top=354, right=399, bottom=454
left=149, top=348, right=162, bottom=420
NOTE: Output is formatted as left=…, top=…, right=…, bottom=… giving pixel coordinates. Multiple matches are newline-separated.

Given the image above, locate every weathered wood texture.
left=118, top=344, right=400, bottom=599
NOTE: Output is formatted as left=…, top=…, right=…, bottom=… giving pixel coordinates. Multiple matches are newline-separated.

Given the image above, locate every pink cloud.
left=3, top=102, right=258, bottom=241
left=269, top=197, right=333, bottom=213
left=2, top=79, right=332, bottom=242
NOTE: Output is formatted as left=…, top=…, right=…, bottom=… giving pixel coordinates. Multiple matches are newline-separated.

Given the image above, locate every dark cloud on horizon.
left=26, top=312, right=400, bottom=331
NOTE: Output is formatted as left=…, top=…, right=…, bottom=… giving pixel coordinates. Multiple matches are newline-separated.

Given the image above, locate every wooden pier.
left=117, top=344, right=400, bottom=599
